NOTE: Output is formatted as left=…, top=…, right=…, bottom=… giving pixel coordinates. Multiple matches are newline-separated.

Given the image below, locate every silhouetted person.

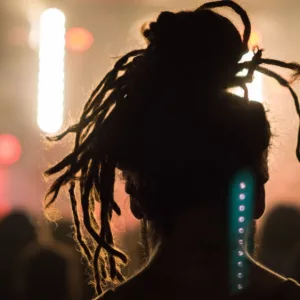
left=259, top=205, right=300, bottom=278
left=15, top=241, right=81, bottom=300
left=44, top=1, right=300, bottom=299
left=0, top=210, right=37, bottom=300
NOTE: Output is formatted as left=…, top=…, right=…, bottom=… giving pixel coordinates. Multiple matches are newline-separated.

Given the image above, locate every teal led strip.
left=228, top=169, right=255, bottom=294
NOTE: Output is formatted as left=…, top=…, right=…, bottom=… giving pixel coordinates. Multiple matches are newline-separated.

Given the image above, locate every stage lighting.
left=37, top=8, right=66, bottom=134
left=0, top=134, right=22, bottom=166
left=66, top=27, right=94, bottom=53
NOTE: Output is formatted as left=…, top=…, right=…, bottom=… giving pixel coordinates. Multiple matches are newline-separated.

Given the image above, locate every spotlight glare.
left=37, top=8, right=66, bottom=134
left=229, top=52, right=263, bottom=103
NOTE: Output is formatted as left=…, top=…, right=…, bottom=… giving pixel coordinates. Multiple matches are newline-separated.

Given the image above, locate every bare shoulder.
left=283, top=279, right=300, bottom=298
left=93, top=272, right=151, bottom=300
left=93, top=278, right=141, bottom=300
left=94, top=290, right=117, bottom=300
left=250, top=261, right=300, bottom=298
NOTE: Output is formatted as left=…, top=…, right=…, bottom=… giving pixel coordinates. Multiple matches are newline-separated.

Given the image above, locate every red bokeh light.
left=66, top=27, right=94, bottom=53
left=0, top=134, right=22, bottom=166
left=0, top=202, right=12, bottom=218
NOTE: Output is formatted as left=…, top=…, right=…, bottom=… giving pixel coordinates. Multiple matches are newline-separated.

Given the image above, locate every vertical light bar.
left=228, top=169, right=255, bottom=295
left=232, top=52, right=263, bottom=103
left=37, top=8, right=66, bottom=134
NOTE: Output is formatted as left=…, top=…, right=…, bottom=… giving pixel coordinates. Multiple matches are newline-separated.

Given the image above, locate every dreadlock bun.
left=143, top=11, right=177, bottom=45
left=143, top=9, right=244, bottom=88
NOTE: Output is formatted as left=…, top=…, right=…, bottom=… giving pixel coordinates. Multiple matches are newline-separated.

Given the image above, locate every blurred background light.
left=27, top=3, right=45, bottom=51
left=249, top=31, right=261, bottom=49
left=37, top=8, right=66, bottom=134
left=66, top=27, right=94, bottom=53
left=230, top=32, right=263, bottom=102
left=0, top=134, right=22, bottom=166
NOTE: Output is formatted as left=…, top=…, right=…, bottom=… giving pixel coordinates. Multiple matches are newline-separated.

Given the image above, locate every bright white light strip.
left=37, top=8, right=66, bottom=134
left=232, top=52, right=263, bottom=103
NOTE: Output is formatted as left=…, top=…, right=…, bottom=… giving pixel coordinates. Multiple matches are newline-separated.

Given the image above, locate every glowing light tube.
left=37, top=8, right=66, bottom=134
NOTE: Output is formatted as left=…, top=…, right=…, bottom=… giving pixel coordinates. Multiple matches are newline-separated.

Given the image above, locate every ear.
left=254, top=183, right=265, bottom=219
left=125, top=180, right=143, bottom=219
left=130, top=196, right=143, bottom=220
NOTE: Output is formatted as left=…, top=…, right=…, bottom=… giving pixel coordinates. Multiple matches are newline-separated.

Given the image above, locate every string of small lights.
left=228, top=170, right=255, bottom=294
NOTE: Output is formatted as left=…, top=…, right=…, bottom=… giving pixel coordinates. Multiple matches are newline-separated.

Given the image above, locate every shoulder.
left=249, top=277, right=300, bottom=299
left=93, top=279, right=140, bottom=300
left=253, top=279, right=300, bottom=300
left=94, top=289, right=116, bottom=300
left=279, top=279, right=300, bottom=298
left=93, top=271, right=152, bottom=300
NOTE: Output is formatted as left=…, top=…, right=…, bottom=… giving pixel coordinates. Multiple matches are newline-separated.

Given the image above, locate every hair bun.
left=143, top=9, right=243, bottom=64
left=142, top=9, right=243, bottom=87
left=143, top=11, right=177, bottom=45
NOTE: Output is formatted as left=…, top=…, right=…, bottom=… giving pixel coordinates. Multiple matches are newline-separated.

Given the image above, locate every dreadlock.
left=44, top=0, right=300, bottom=296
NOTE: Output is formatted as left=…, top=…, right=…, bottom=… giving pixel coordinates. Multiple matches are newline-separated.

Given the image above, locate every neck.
left=145, top=206, right=229, bottom=293
left=143, top=205, right=284, bottom=295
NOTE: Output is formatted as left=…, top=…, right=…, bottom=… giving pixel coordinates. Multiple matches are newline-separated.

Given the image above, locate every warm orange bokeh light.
left=249, top=31, right=260, bottom=49
left=0, top=134, right=22, bottom=166
left=66, top=27, right=94, bottom=52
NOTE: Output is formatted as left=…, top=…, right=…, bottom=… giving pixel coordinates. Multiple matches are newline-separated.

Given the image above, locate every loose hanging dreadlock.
left=44, top=0, right=300, bottom=296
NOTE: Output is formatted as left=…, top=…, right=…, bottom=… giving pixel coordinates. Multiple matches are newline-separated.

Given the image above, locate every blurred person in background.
left=50, top=219, right=142, bottom=297
left=44, top=1, right=300, bottom=299
left=50, top=220, right=95, bottom=300
left=15, top=240, right=81, bottom=300
left=259, top=205, right=300, bottom=279
left=0, top=210, right=37, bottom=300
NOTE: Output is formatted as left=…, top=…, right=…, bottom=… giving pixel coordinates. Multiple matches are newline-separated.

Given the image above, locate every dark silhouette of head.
left=44, top=1, right=300, bottom=295
left=0, top=210, right=37, bottom=300
left=16, top=242, right=78, bottom=300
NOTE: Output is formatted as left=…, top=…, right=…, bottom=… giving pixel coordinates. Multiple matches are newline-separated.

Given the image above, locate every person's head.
left=44, top=1, right=300, bottom=295
left=0, top=210, right=37, bottom=299
left=0, top=210, right=36, bottom=248
left=16, top=242, right=76, bottom=300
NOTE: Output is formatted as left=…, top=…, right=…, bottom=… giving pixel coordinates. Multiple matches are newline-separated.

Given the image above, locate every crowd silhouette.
left=0, top=210, right=142, bottom=300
